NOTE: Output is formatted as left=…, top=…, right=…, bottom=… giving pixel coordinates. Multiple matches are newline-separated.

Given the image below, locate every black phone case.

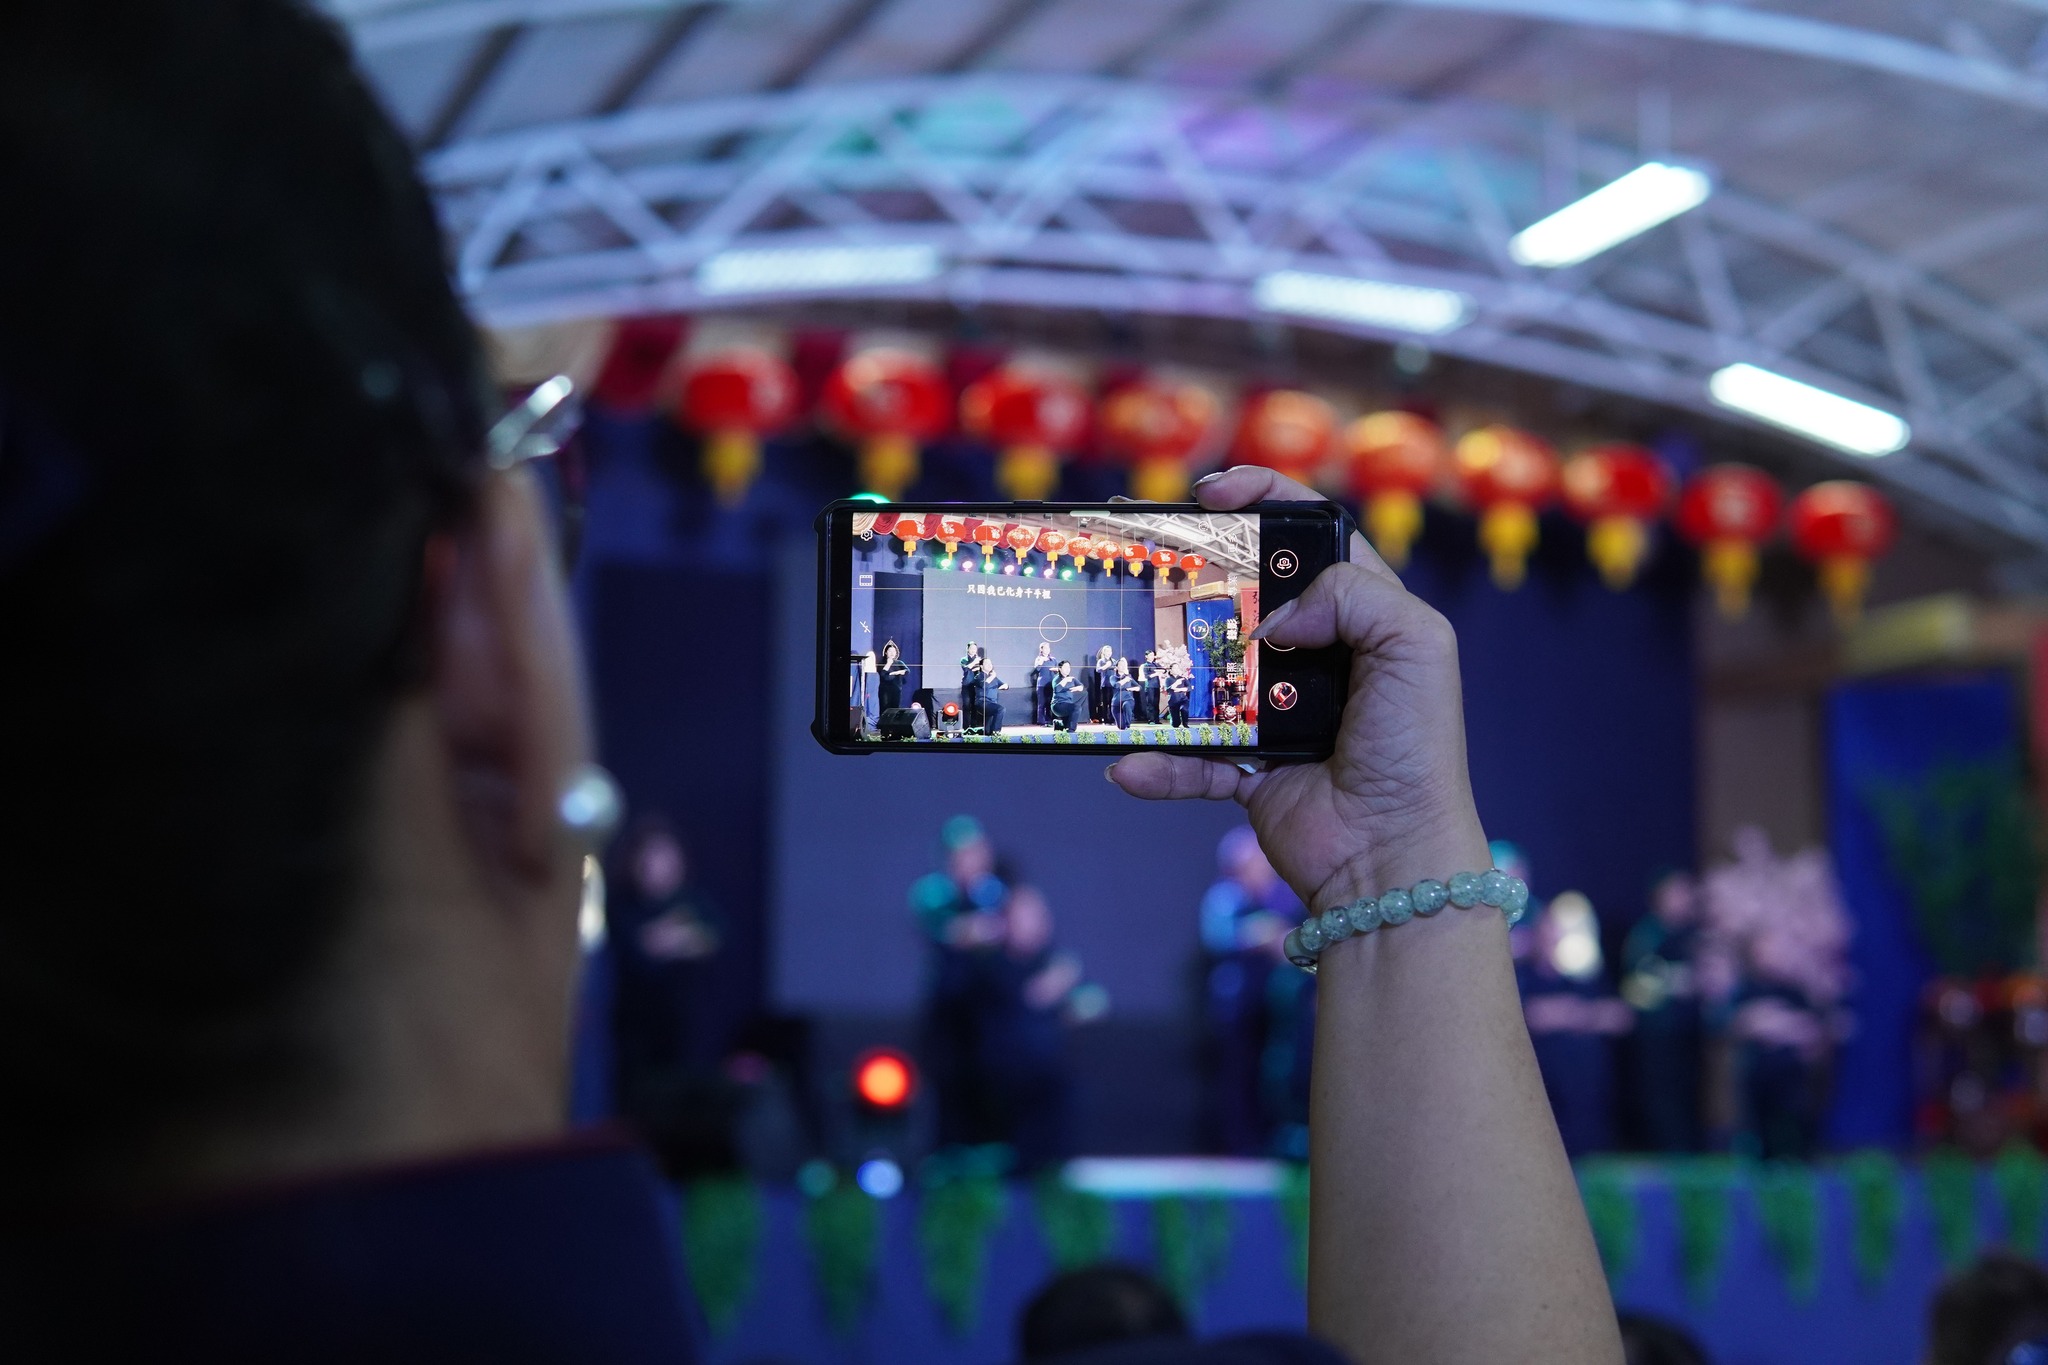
left=813, top=499, right=1354, bottom=760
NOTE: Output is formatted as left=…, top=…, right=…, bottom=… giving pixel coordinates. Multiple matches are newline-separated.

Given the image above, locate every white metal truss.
left=1062, top=510, right=1262, bottom=575
left=426, top=76, right=2048, bottom=551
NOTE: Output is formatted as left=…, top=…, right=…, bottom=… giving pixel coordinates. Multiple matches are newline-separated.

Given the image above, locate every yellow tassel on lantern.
left=1701, top=541, right=1760, bottom=620
left=1479, top=503, right=1539, bottom=589
left=860, top=433, right=919, bottom=499
left=1133, top=458, right=1190, bottom=503
left=1365, top=490, right=1424, bottom=570
left=998, top=444, right=1059, bottom=501
left=1819, top=555, right=1871, bottom=626
left=703, top=429, right=760, bottom=507
left=1586, top=516, right=1648, bottom=591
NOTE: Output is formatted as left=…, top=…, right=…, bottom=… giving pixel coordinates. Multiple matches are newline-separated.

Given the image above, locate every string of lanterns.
left=859, top=511, right=1209, bottom=580
left=666, top=339, right=1899, bottom=623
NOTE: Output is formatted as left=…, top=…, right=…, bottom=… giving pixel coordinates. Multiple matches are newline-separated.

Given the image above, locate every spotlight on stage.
left=1004, top=564, right=1017, bottom=574
left=938, top=702, right=962, bottom=736
left=1061, top=568, right=1074, bottom=580
left=940, top=556, right=952, bottom=568
left=1024, top=566, right=1035, bottom=576
left=856, top=1157, right=904, bottom=1199
left=854, top=1048, right=916, bottom=1111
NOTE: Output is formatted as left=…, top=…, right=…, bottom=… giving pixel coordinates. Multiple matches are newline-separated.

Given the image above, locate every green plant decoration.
left=682, top=1176, right=764, bottom=1336
left=1577, top=1161, right=1639, bottom=1284
left=1842, top=1149, right=1905, bottom=1289
left=1278, top=1164, right=1311, bottom=1289
left=1924, top=1148, right=1982, bottom=1271
left=804, top=1181, right=882, bottom=1334
left=1153, top=1198, right=1234, bottom=1312
left=1034, top=1177, right=1117, bottom=1271
left=1865, top=758, right=2042, bottom=976
left=1669, top=1160, right=1737, bottom=1301
left=1755, top=1162, right=1823, bottom=1300
left=1995, top=1143, right=2048, bottom=1257
left=918, top=1174, right=1009, bottom=1335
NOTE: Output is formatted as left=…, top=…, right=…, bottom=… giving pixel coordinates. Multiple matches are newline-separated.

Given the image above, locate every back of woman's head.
left=1928, top=1254, right=2048, bottom=1365
left=1019, top=1263, right=1188, bottom=1360
left=0, top=0, right=487, bottom=1210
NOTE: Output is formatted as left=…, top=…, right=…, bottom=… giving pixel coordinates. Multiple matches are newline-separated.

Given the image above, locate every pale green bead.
left=1412, top=879, right=1449, bottom=916
left=1299, top=919, right=1326, bottom=954
left=1319, top=907, right=1354, bottom=942
left=1478, top=869, right=1512, bottom=907
left=1505, top=878, right=1530, bottom=915
left=1284, top=926, right=1318, bottom=969
left=1378, top=888, right=1414, bottom=926
left=1505, top=901, right=1529, bottom=927
left=1351, top=898, right=1382, bottom=932
left=1448, top=871, right=1483, bottom=908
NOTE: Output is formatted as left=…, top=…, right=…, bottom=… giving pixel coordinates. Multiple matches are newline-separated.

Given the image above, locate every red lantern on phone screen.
left=933, top=514, right=967, bottom=556
left=970, top=520, right=1002, bottom=563
left=893, top=514, right=926, bottom=559
left=1006, top=524, right=1037, bottom=563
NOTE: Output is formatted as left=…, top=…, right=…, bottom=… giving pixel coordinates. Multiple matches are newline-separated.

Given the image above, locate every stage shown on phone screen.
left=846, top=510, right=1262, bottom=747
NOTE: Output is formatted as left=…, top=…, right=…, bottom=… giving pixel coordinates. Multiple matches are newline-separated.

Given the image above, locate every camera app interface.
left=847, top=510, right=1265, bottom=747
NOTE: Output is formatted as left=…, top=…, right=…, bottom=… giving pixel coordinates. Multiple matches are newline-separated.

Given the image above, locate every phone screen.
left=820, top=502, right=1348, bottom=756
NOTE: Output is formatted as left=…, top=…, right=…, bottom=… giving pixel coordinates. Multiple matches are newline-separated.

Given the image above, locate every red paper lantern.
left=1122, top=543, right=1147, bottom=572
left=968, top=520, right=1001, bottom=561
left=678, top=348, right=799, bottom=506
left=1064, top=534, right=1093, bottom=568
left=1150, top=547, right=1178, bottom=569
left=893, top=513, right=926, bottom=558
left=1345, top=411, right=1448, bottom=570
left=1036, top=528, right=1068, bottom=560
left=960, top=367, right=1090, bottom=501
left=1006, top=524, right=1037, bottom=558
left=1789, top=481, right=1897, bottom=625
left=1099, top=380, right=1220, bottom=502
left=1675, top=464, right=1783, bottom=620
left=1180, top=553, right=1207, bottom=573
left=1451, top=426, right=1560, bottom=590
left=1560, top=443, right=1675, bottom=590
left=1233, top=390, right=1337, bottom=484
left=932, top=514, right=968, bottom=556
left=820, top=349, right=950, bottom=499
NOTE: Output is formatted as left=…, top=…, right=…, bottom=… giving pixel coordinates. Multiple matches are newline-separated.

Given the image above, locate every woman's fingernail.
left=1192, top=470, right=1227, bottom=488
left=1250, top=599, right=1296, bottom=639
left=1104, top=764, right=1120, bottom=783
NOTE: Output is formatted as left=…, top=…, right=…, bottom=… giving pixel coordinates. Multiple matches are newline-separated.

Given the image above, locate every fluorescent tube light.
left=1509, top=163, right=1712, bottom=269
left=1708, top=363, right=1910, bottom=457
left=697, top=243, right=943, bottom=296
left=1253, top=270, right=1470, bottom=336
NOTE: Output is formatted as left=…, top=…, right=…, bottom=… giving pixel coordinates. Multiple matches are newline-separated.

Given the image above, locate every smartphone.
left=814, top=499, right=1353, bottom=760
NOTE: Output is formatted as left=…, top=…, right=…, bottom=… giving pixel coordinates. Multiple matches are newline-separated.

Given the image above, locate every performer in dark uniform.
left=1030, top=642, right=1056, bottom=727
left=1168, top=667, right=1192, bottom=727
left=1050, top=661, right=1086, bottom=731
left=959, top=644, right=981, bottom=731
left=1109, top=658, right=1139, bottom=730
left=1088, top=645, right=1114, bottom=723
left=976, top=655, right=1007, bottom=735
left=1135, top=650, right=1160, bottom=724
left=877, top=640, right=909, bottom=714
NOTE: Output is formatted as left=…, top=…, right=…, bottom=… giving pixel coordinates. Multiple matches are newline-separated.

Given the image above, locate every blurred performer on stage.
left=1622, top=870, right=1706, bottom=1152
left=909, top=817, right=1010, bottom=1148
left=611, top=820, right=724, bottom=1128
left=1030, top=641, right=1056, bottom=727
left=877, top=639, right=909, bottom=715
left=1090, top=645, right=1116, bottom=724
left=1198, top=827, right=1301, bottom=1154
left=1167, top=663, right=1192, bottom=727
left=1051, top=661, right=1086, bottom=732
left=1519, top=887, right=1632, bottom=1158
left=976, top=653, right=1008, bottom=735
left=1109, top=658, right=1139, bottom=730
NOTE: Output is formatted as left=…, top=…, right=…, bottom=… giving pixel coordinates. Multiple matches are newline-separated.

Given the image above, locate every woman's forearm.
left=1304, top=826, right=1621, bottom=1365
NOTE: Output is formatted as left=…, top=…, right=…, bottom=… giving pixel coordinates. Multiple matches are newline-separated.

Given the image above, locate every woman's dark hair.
left=1616, top=1312, right=1710, bottom=1365
left=0, top=0, right=489, bottom=1208
left=881, top=639, right=900, bottom=660
left=1928, top=1254, right=2048, bottom=1365
left=1018, top=1263, right=1188, bottom=1360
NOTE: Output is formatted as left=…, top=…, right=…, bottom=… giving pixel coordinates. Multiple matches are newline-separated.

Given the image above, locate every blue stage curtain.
left=1825, top=673, right=2018, bottom=1147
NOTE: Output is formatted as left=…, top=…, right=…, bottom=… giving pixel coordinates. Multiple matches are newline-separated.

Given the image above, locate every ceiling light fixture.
left=1708, top=363, right=1910, bottom=457
left=1509, top=163, right=1713, bottom=269
left=697, top=243, right=944, bottom=297
left=1252, top=270, right=1471, bottom=336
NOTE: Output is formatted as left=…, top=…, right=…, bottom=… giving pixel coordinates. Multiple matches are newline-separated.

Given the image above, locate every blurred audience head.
left=942, top=814, right=994, bottom=884
left=0, top=0, right=592, bottom=1214
left=1218, top=825, right=1277, bottom=895
left=1616, top=1311, right=1709, bottom=1365
left=1927, top=1254, right=2048, bottom=1365
left=627, top=820, right=688, bottom=901
left=1019, top=1263, right=1189, bottom=1360
left=1651, top=870, right=1700, bottom=928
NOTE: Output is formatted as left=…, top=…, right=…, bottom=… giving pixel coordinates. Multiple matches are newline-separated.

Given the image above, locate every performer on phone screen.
left=1050, top=660, right=1086, bottom=731
left=1030, top=642, right=1056, bottom=727
left=976, top=654, right=1008, bottom=735
left=878, top=640, right=909, bottom=714
left=1168, top=664, right=1192, bottom=727
left=1090, top=645, right=1115, bottom=723
left=1135, top=650, right=1159, bottom=724
left=1110, top=658, right=1139, bottom=730
left=959, top=644, right=981, bottom=730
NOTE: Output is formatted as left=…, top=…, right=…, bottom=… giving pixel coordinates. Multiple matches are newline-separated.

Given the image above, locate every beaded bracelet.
left=1282, top=868, right=1530, bottom=973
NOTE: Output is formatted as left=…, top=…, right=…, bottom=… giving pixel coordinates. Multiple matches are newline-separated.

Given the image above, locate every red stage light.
left=942, top=703, right=960, bottom=718
left=854, top=1049, right=916, bottom=1109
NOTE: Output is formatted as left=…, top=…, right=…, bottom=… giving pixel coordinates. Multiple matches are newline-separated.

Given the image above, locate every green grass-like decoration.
left=918, top=1176, right=1009, bottom=1336
left=1669, top=1159, right=1738, bottom=1302
left=1033, top=1178, right=1117, bottom=1272
left=1924, top=1148, right=1982, bottom=1272
left=1842, top=1149, right=1905, bottom=1289
left=804, top=1182, right=882, bottom=1335
left=1756, top=1162, right=1824, bottom=1301
left=1152, top=1198, right=1233, bottom=1314
left=683, top=1176, right=764, bottom=1336
left=1577, top=1161, right=1638, bottom=1284
left=1278, top=1164, right=1311, bottom=1289
left=1995, top=1143, right=2047, bottom=1257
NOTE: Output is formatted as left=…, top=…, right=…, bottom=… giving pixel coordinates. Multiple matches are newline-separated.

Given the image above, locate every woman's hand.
left=1108, top=465, right=1489, bottom=910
